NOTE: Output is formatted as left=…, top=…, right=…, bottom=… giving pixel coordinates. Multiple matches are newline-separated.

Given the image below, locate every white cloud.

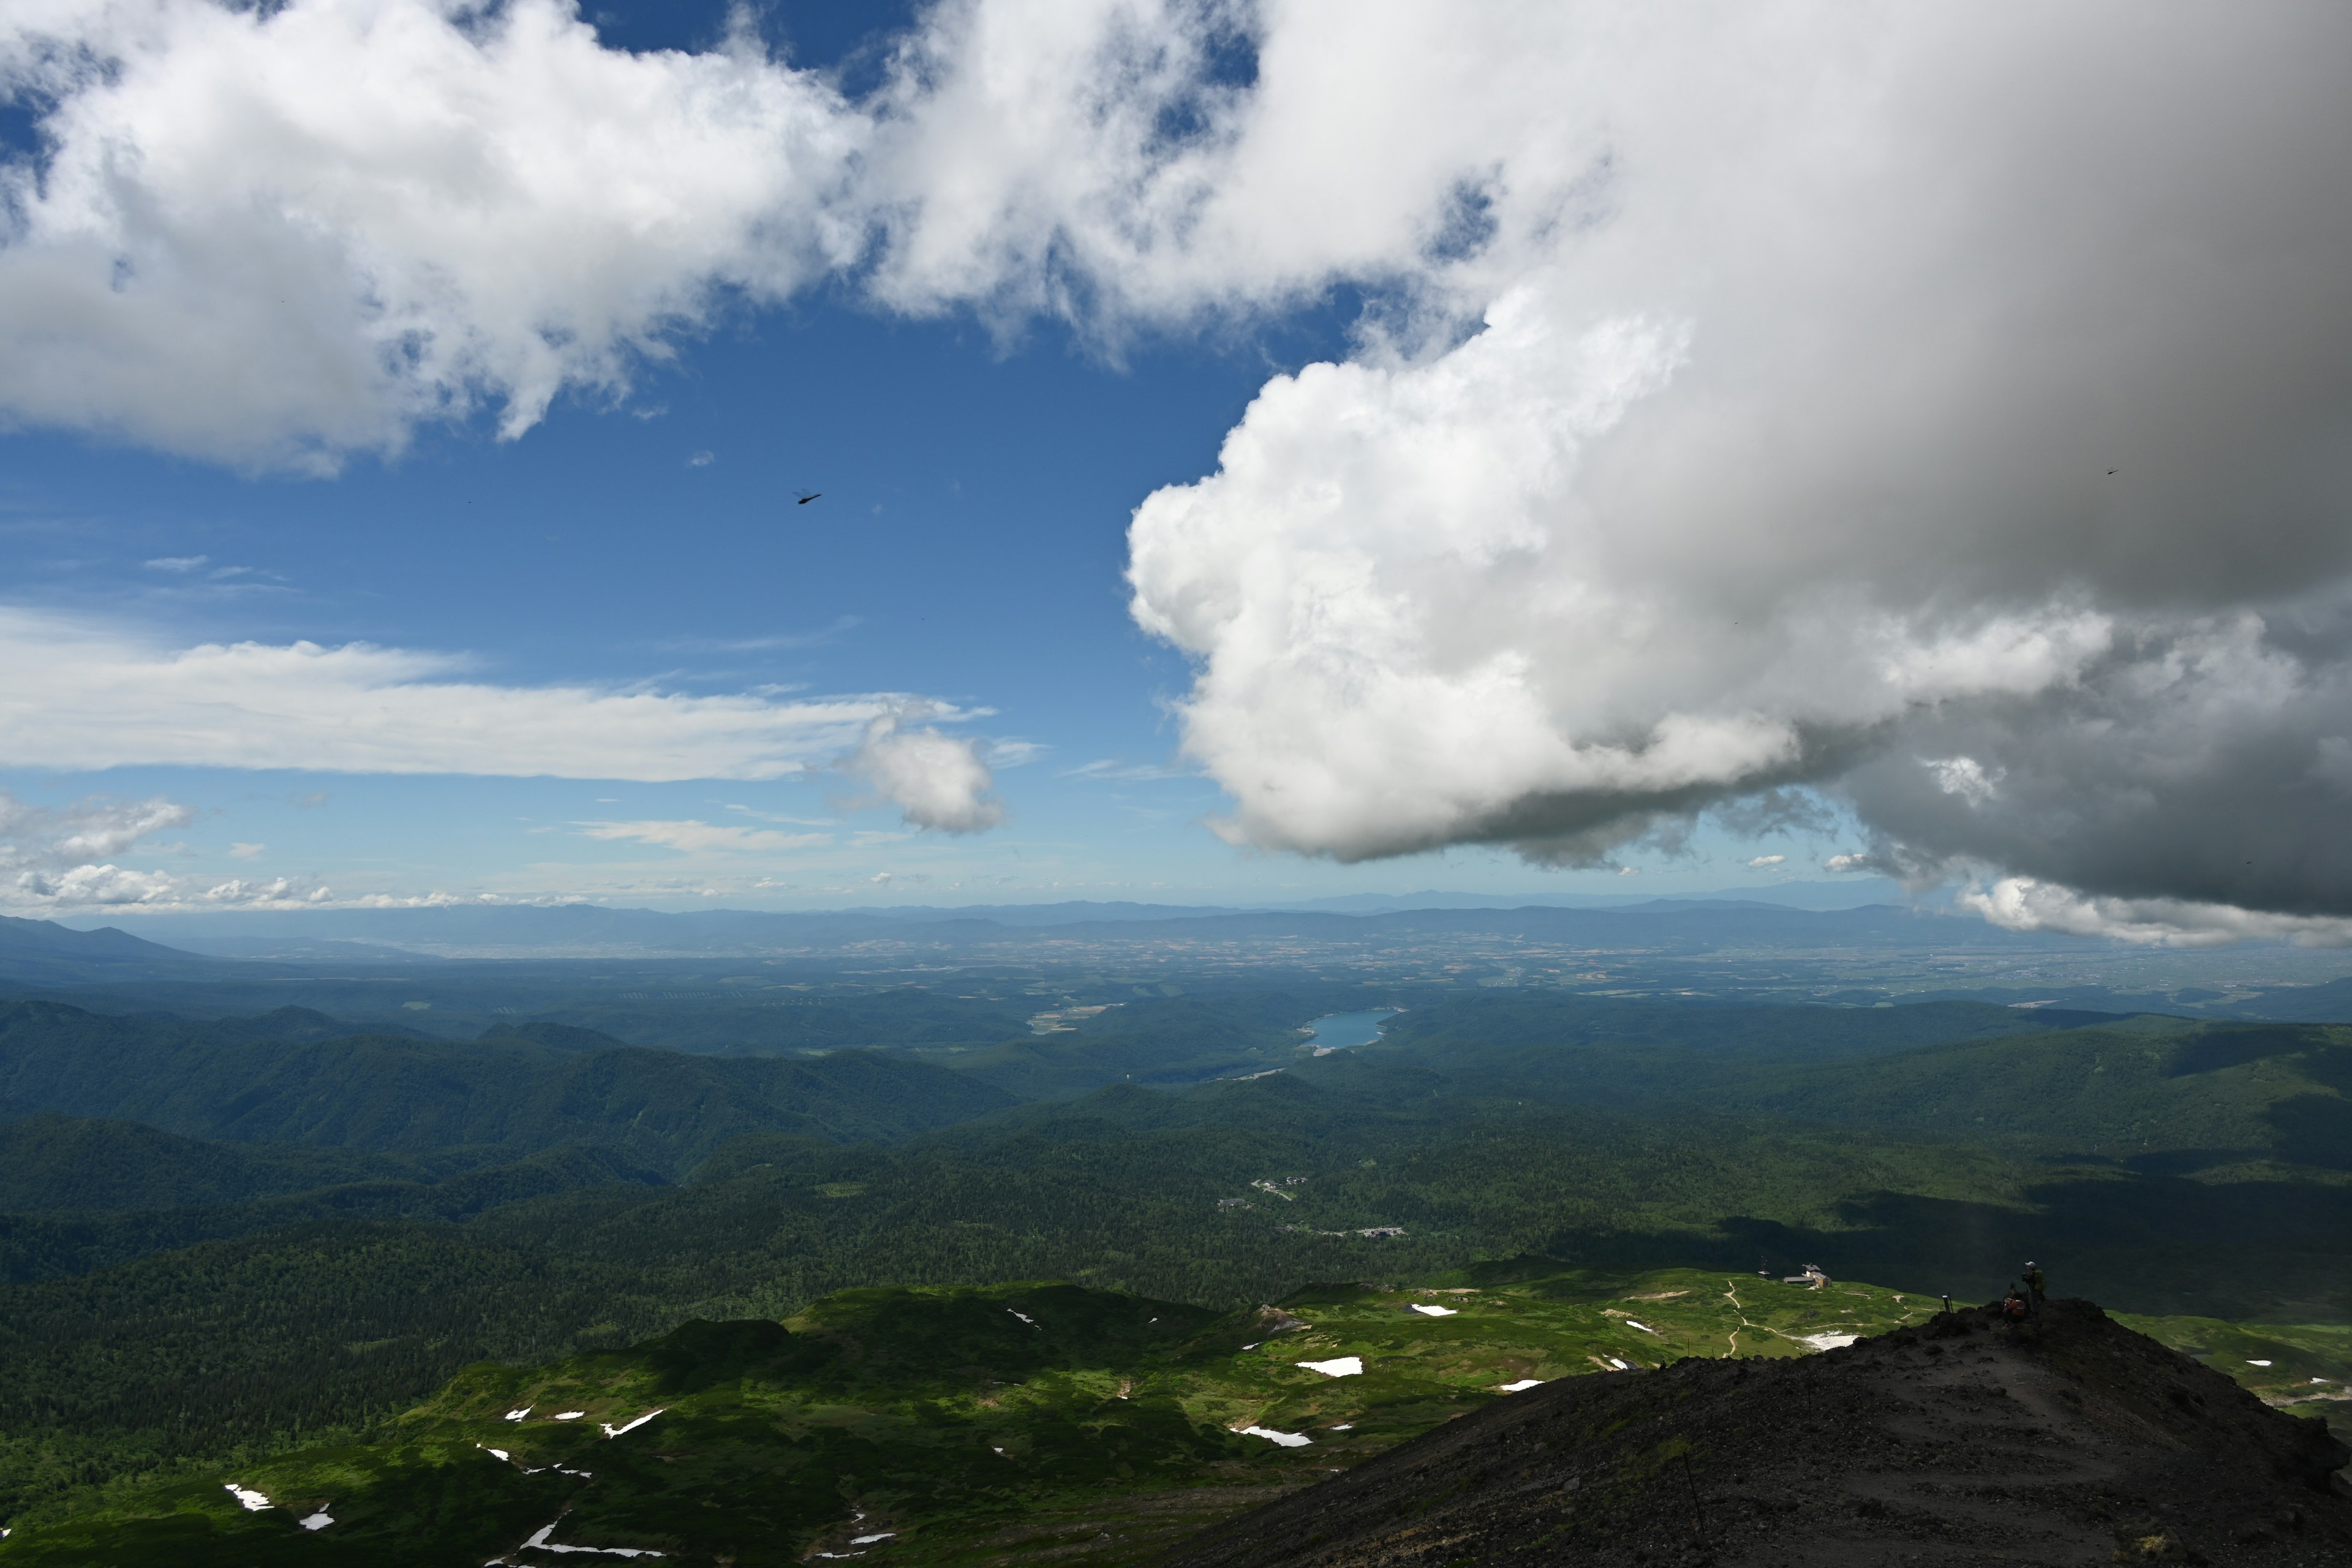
left=846, top=710, right=1005, bottom=834
left=4, top=1, right=2351, bottom=935
left=0, top=607, right=965, bottom=780
left=574, top=819, right=831, bottom=854
left=227, top=841, right=265, bottom=858
left=1745, top=855, right=1784, bottom=870
left=1107, top=2, right=2352, bottom=934
left=1924, top=758, right=2003, bottom=809
left=0, top=0, right=865, bottom=469
left=0, top=786, right=342, bottom=908
left=1958, top=877, right=2352, bottom=950
left=144, top=555, right=209, bottom=573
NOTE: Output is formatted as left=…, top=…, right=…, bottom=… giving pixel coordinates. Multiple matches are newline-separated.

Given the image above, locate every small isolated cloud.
left=228, top=842, right=265, bottom=859
left=143, top=555, right=209, bottom=573
left=574, top=820, right=831, bottom=854
left=687, top=450, right=715, bottom=467
left=846, top=711, right=1004, bottom=834
left=1824, top=853, right=1874, bottom=874
left=1616, top=866, right=1638, bottom=877
left=1746, top=854, right=1785, bottom=870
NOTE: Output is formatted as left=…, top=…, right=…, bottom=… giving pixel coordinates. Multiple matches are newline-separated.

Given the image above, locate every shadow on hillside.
left=1537, top=1172, right=2352, bottom=1322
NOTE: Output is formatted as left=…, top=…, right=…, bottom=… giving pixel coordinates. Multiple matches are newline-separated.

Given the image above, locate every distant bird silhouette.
left=2106, top=469, right=2118, bottom=476
left=796, top=491, right=821, bottom=505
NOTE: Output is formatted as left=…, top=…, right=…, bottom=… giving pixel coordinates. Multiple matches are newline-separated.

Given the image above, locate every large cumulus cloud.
left=1118, top=2, right=2352, bottom=943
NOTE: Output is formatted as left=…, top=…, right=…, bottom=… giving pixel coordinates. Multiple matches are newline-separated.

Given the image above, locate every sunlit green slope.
left=0, top=1267, right=1953, bottom=1567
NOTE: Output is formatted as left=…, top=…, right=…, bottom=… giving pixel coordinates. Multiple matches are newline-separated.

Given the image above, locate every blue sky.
left=2, top=1, right=2348, bottom=938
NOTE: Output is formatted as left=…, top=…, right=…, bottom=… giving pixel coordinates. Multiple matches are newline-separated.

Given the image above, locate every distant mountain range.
left=55, top=888, right=1975, bottom=962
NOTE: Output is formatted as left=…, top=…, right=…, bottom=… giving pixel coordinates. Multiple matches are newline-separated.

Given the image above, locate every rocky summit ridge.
left=1163, top=1298, right=2352, bottom=1568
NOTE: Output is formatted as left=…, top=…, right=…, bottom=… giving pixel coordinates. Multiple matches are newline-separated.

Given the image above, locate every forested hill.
left=0, top=1001, right=1014, bottom=1174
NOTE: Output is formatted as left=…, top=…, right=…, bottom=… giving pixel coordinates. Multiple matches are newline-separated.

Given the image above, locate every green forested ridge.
left=0, top=986, right=2345, bottom=1552
left=0, top=1001, right=1016, bottom=1172
left=0, top=1140, right=668, bottom=1286
left=0, top=1116, right=456, bottom=1213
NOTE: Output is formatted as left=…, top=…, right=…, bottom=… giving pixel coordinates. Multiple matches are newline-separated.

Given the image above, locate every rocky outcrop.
left=1163, top=1299, right=2351, bottom=1567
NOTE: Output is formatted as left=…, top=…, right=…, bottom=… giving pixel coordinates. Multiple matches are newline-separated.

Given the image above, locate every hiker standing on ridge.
left=2024, top=1262, right=2048, bottom=1317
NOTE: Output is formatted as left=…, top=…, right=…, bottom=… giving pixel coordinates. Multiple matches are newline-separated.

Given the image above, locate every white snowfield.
left=1008, top=1310, right=1040, bottom=1329
left=518, top=1521, right=666, bottom=1557
left=601, top=1409, right=666, bottom=1439
left=851, top=1532, right=896, bottom=1544
left=1607, top=1357, right=1631, bottom=1370
left=553, top=1411, right=587, bottom=1420
left=489, top=1449, right=511, bottom=1461
left=1624, top=1320, right=1660, bottom=1335
left=299, top=1512, right=333, bottom=1532
left=1296, top=1356, right=1363, bottom=1378
left=2248, top=1360, right=2273, bottom=1368
left=1239, top=1426, right=1312, bottom=1447
left=505, top=1407, right=532, bottom=1421
left=1800, top=1332, right=1859, bottom=1352
left=1410, top=1304, right=1457, bottom=1317
left=1497, top=1379, right=1544, bottom=1393
left=223, top=1483, right=271, bottom=1512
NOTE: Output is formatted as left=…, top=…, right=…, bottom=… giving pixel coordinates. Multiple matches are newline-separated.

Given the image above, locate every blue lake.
left=1303, top=1009, right=1399, bottom=1050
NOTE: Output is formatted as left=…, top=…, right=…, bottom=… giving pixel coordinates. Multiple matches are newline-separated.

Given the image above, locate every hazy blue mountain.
left=0, top=916, right=233, bottom=986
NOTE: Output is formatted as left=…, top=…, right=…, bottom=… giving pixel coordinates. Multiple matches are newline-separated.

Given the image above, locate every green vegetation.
left=0, top=984, right=2343, bottom=1557
left=0, top=1001, right=1014, bottom=1172
left=0, top=1267, right=1950, bottom=1566
left=2115, top=1311, right=2352, bottom=1441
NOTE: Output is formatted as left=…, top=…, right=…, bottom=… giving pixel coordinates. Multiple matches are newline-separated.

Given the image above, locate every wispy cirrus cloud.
left=574, top=820, right=832, bottom=854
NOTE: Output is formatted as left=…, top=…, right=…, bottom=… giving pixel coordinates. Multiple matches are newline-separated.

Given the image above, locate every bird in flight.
left=2106, top=469, right=2117, bottom=476
left=796, top=491, right=822, bottom=505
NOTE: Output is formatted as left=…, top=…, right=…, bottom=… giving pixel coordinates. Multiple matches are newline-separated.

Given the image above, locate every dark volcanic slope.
left=1166, top=1300, right=2351, bottom=1568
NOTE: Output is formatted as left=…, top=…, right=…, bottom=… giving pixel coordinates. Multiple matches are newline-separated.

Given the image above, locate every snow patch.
left=504, top=1406, right=532, bottom=1421
left=851, top=1532, right=895, bottom=1544
left=1410, top=1304, right=1456, bottom=1317
left=518, top=1521, right=665, bottom=1556
left=601, top=1409, right=665, bottom=1439
left=299, top=1512, right=333, bottom=1531
left=1297, top=1356, right=1363, bottom=1378
left=1498, top=1379, right=1543, bottom=1393
left=552, top=1411, right=587, bottom=1420
left=2248, top=1360, right=2272, bottom=1368
left=1624, top=1320, right=1659, bottom=1335
left=489, top=1449, right=510, bottom=1461
left=1800, top=1333, right=1858, bottom=1352
left=1239, top=1426, right=1312, bottom=1447
left=224, top=1483, right=271, bottom=1512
